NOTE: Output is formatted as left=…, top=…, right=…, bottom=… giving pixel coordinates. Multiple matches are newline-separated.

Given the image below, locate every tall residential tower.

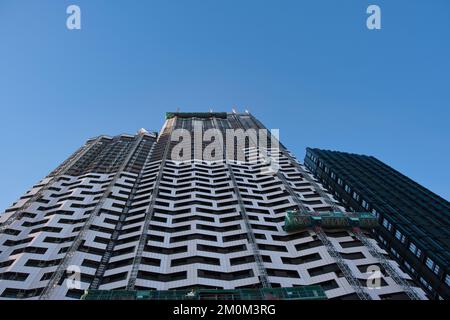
left=0, top=112, right=426, bottom=300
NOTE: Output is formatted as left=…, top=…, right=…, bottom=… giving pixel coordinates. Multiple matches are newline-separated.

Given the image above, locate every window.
left=433, top=264, right=440, bottom=275
left=345, top=185, right=351, bottom=193
left=425, top=258, right=434, bottom=269
left=331, top=172, right=336, bottom=179
left=404, top=261, right=411, bottom=270
left=382, top=218, right=392, bottom=231
left=416, top=248, right=422, bottom=258
left=325, top=167, right=329, bottom=174
left=390, top=247, right=400, bottom=259
left=378, top=235, right=387, bottom=246
left=445, top=275, right=450, bottom=287
left=409, top=242, right=422, bottom=258
left=372, top=209, right=380, bottom=219
left=352, top=191, right=360, bottom=201
left=404, top=261, right=417, bottom=275
left=419, top=277, right=433, bottom=291
left=425, top=258, right=440, bottom=275
left=395, top=230, right=406, bottom=243
left=337, top=178, right=343, bottom=186
left=361, top=199, right=369, bottom=210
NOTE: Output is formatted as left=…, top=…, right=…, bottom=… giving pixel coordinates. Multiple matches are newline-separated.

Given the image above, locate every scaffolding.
left=126, top=118, right=176, bottom=290
left=0, top=136, right=103, bottom=234
left=214, top=115, right=271, bottom=289
left=166, top=112, right=228, bottom=120
left=81, top=286, right=327, bottom=301
left=284, top=211, right=379, bottom=232
left=39, top=134, right=146, bottom=300
left=227, top=113, right=374, bottom=299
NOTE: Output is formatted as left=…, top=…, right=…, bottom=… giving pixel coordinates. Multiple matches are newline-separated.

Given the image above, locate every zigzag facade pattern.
left=0, top=113, right=426, bottom=300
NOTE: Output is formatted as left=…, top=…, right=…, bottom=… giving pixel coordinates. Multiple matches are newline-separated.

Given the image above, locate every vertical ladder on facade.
left=232, top=113, right=368, bottom=293
left=353, top=229, right=422, bottom=300
left=227, top=162, right=271, bottom=289
left=0, top=137, right=103, bottom=234
left=284, top=154, right=341, bottom=212
left=247, top=113, right=341, bottom=211
left=126, top=118, right=176, bottom=290
left=239, top=113, right=372, bottom=299
left=39, top=134, right=145, bottom=300
left=287, top=152, right=421, bottom=299
left=276, top=171, right=371, bottom=299
left=89, top=141, right=156, bottom=290
left=314, top=227, right=372, bottom=300
left=281, top=150, right=421, bottom=299
left=212, top=115, right=271, bottom=289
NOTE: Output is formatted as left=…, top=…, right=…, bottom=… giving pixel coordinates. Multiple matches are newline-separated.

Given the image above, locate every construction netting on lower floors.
left=81, top=286, right=327, bottom=300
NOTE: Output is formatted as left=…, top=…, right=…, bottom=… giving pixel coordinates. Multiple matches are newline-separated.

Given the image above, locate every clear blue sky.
left=0, top=0, right=449, bottom=210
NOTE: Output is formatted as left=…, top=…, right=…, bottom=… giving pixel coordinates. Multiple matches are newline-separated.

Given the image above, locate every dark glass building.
left=304, top=148, right=450, bottom=300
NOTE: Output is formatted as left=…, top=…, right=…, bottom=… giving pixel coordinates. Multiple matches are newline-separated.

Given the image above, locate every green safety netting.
left=284, top=211, right=379, bottom=232
left=81, top=286, right=327, bottom=301
left=166, top=112, right=228, bottom=120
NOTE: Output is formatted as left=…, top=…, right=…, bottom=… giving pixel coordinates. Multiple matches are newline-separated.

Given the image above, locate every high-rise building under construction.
left=0, top=112, right=426, bottom=300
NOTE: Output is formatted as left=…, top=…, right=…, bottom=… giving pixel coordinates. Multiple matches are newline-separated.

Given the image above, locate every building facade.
left=304, top=148, right=450, bottom=300
left=0, top=112, right=426, bottom=300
